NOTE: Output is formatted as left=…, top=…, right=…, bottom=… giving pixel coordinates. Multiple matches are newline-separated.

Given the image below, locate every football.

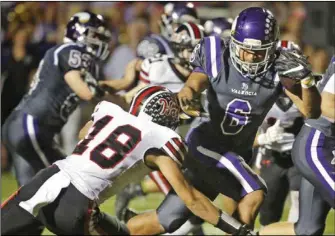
left=279, top=76, right=302, bottom=94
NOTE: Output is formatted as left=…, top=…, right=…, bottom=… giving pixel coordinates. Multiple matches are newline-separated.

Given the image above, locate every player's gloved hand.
left=178, top=86, right=201, bottom=118
left=81, top=69, right=105, bottom=98
left=275, top=49, right=312, bottom=80
left=257, top=120, right=284, bottom=146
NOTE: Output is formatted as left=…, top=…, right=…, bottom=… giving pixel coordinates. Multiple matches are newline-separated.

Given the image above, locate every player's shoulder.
left=54, top=42, right=87, bottom=55
left=92, top=101, right=125, bottom=121
left=150, top=125, right=186, bottom=166
left=53, top=42, right=93, bottom=66
left=190, top=35, right=227, bottom=78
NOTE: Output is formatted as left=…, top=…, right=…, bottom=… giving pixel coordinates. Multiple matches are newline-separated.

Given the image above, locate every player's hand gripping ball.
left=178, top=87, right=201, bottom=119
left=275, top=49, right=312, bottom=80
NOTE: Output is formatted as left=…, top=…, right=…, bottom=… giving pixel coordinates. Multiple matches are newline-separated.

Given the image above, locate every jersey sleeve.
left=190, top=36, right=224, bottom=81
left=136, top=37, right=163, bottom=59
left=56, top=44, right=93, bottom=76
left=159, top=131, right=187, bottom=167
left=139, top=58, right=151, bottom=84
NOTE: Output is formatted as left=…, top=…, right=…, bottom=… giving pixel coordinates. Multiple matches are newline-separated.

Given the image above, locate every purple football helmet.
left=230, top=7, right=279, bottom=78
left=204, top=17, right=233, bottom=38
left=64, top=11, right=111, bottom=60
left=160, top=2, right=199, bottom=39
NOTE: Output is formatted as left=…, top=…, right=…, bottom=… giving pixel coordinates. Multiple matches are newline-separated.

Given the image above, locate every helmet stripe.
left=281, top=40, right=288, bottom=48
left=130, top=86, right=163, bottom=115
left=188, top=22, right=202, bottom=39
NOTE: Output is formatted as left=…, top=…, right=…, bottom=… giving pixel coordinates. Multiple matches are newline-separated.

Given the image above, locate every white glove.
left=257, top=120, right=285, bottom=146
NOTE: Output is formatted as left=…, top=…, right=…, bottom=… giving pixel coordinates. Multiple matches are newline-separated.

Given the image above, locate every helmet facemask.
left=170, top=23, right=203, bottom=70
left=78, top=26, right=111, bottom=61
left=230, top=37, right=277, bottom=78
left=229, top=7, right=280, bottom=78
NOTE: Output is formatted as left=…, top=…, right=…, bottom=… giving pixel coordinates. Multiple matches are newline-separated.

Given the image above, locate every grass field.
left=2, top=172, right=334, bottom=235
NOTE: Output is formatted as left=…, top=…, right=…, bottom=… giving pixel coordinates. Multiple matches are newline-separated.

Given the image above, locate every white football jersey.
left=262, top=97, right=303, bottom=152
left=55, top=101, right=186, bottom=204
left=139, top=54, right=186, bottom=93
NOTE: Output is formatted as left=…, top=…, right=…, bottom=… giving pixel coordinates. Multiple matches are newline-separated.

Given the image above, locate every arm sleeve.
left=190, top=36, right=224, bottom=81
left=190, top=38, right=206, bottom=72
left=160, top=136, right=187, bottom=167
left=139, top=58, right=151, bottom=83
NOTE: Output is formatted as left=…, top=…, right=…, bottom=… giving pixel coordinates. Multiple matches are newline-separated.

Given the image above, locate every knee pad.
left=156, top=190, right=191, bottom=233
left=294, top=220, right=325, bottom=235
left=157, top=207, right=188, bottom=233
left=159, top=215, right=187, bottom=233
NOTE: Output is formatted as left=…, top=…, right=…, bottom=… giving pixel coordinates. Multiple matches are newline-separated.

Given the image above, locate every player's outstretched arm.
left=148, top=154, right=219, bottom=225
left=144, top=154, right=257, bottom=235
left=123, top=81, right=148, bottom=104
left=99, top=59, right=143, bottom=92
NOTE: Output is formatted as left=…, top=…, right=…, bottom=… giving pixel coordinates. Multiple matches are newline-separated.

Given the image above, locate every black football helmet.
left=64, top=11, right=111, bottom=60
left=129, top=86, right=180, bottom=130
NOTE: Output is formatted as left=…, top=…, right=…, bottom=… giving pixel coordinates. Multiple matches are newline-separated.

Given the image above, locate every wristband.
left=301, top=76, right=316, bottom=88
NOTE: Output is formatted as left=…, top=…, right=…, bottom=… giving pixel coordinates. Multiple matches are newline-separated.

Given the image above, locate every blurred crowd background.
left=1, top=1, right=334, bottom=172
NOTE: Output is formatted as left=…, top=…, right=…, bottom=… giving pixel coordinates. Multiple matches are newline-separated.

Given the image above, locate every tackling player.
left=2, top=11, right=112, bottom=188
left=2, top=86, right=255, bottom=235
left=259, top=57, right=335, bottom=235
left=126, top=7, right=321, bottom=235
left=114, top=21, right=205, bottom=235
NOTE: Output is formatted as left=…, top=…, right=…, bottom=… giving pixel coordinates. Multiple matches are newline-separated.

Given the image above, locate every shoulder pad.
left=190, top=36, right=224, bottom=78
left=55, top=43, right=93, bottom=73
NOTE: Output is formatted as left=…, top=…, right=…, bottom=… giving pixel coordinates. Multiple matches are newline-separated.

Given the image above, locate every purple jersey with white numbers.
left=190, top=36, right=282, bottom=150
left=14, top=43, right=99, bottom=134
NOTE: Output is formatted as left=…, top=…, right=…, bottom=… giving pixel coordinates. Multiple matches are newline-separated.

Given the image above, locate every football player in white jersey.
left=113, top=22, right=207, bottom=235
left=121, top=22, right=204, bottom=103
left=98, top=3, right=199, bottom=93
left=1, top=86, right=255, bottom=235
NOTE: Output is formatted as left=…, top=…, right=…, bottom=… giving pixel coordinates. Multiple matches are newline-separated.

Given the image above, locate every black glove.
left=275, top=49, right=312, bottom=80
left=81, top=69, right=105, bottom=98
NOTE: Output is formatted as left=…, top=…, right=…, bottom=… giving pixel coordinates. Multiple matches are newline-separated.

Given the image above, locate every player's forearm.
left=184, top=72, right=209, bottom=95
left=123, top=82, right=147, bottom=104
left=301, top=76, right=321, bottom=119
left=184, top=188, right=220, bottom=226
